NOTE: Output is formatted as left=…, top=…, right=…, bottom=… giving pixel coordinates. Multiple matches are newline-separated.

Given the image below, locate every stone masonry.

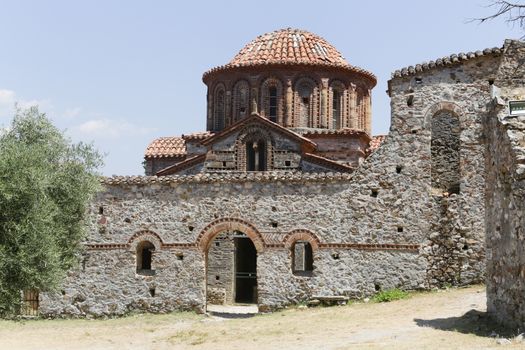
left=485, top=40, right=525, bottom=329
left=35, top=32, right=525, bottom=322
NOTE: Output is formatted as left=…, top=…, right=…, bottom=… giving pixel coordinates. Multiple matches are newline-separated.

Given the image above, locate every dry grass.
left=0, top=286, right=522, bottom=350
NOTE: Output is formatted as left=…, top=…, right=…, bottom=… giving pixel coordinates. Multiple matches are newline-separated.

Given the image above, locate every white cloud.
left=72, top=118, right=157, bottom=139
left=63, top=107, right=82, bottom=119
left=0, top=89, right=16, bottom=120
left=0, top=89, right=15, bottom=105
left=0, top=89, right=53, bottom=120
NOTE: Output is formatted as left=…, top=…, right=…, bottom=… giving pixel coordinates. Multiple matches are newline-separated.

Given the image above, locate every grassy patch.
left=372, top=289, right=410, bottom=303
left=168, top=329, right=209, bottom=345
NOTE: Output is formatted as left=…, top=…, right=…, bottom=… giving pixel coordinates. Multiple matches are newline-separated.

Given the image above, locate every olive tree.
left=0, top=106, right=103, bottom=316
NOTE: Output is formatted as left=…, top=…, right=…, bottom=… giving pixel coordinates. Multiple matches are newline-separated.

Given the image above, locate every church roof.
left=145, top=131, right=214, bottom=159
left=203, top=28, right=376, bottom=84
left=144, top=137, right=186, bottom=159
left=230, top=28, right=349, bottom=67
left=201, top=113, right=317, bottom=150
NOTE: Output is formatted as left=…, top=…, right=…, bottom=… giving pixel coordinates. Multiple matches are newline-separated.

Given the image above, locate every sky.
left=0, top=0, right=522, bottom=176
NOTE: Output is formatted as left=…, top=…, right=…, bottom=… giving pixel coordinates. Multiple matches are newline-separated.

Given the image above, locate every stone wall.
left=485, top=40, right=525, bottom=329
left=387, top=52, right=499, bottom=287
left=206, top=232, right=235, bottom=305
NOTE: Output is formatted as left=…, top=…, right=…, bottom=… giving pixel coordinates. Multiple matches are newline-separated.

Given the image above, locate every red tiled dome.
left=229, top=28, right=350, bottom=67
left=203, top=28, right=376, bottom=84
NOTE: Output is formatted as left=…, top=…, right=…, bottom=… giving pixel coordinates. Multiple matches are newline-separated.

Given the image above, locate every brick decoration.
left=127, top=230, right=164, bottom=251
left=319, top=243, right=420, bottom=251
left=282, top=229, right=321, bottom=251
left=86, top=243, right=128, bottom=250
left=196, top=217, right=265, bottom=252
left=424, top=101, right=465, bottom=129
left=85, top=241, right=419, bottom=252
left=235, top=126, right=275, bottom=171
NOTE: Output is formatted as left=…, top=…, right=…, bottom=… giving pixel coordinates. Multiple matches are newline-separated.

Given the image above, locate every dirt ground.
left=0, top=285, right=523, bottom=350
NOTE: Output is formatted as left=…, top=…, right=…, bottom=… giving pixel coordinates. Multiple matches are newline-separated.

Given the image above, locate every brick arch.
left=424, top=101, right=465, bottom=128
left=293, top=76, right=320, bottom=127
left=127, top=230, right=163, bottom=251
left=235, top=126, right=274, bottom=171
left=260, top=76, right=284, bottom=123
left=283, top=229, right=321, bottom=251
left=196, top=218, right=265, bottom=252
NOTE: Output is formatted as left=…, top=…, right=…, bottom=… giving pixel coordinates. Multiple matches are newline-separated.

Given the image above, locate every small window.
left=292, top=241, right=313, bottom=275
left=136, top=241, right=155, bottom=275
left=332, top=90, right=342, bottom=129
left=269, top=86, right=278, bottom=122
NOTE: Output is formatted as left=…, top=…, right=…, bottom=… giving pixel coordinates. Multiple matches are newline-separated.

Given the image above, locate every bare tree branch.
left=469, top=1, right=525, bottom=31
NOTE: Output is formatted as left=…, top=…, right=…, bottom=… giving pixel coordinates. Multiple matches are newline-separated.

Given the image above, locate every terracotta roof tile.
left=369, top=135, right=387, bottom=153
left=300, top=128, right=371, bottom=140
left=203, top=28, right=376, bottom=84
left=182, top=131, right=214, bottom=141
left=391, top=46, right=503, bottom=78
left=145, top=132, right=214, bottom=158
left=144, top=137, right=186, bottom=159
left=102, top=171, right=353, bottom=186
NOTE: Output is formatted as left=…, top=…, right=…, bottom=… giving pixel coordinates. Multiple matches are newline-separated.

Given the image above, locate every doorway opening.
left=234, top=235, right=257, bottom=303
left=206, top=231, right=258, bottom=306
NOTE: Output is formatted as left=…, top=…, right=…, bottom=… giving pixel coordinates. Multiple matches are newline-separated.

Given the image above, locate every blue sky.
left=0, top=0, right=522, bottom=175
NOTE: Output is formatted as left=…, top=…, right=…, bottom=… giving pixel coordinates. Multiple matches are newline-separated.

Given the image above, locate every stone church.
left=34, top=29, right=525, bottom=322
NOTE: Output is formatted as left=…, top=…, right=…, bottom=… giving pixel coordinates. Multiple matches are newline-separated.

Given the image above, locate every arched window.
left=214, top=86, right=225, bottom=131
left=332, top=90, right=342, bottom=129
left=356, top=88, right=365, bottom=130
left=269, top=86, right=278, bottom=122
left=233, top=80, right=250, bottom=122
left=136, top=241, right=155, bottom=275
left=246, top=140, right=266, bottom=171
left=261, top=78, right=283, bottom=123
left=292, top=241, right=313, bottom=275
left=431, top=110, right=460, bottom=194
left=295, top=79, right=315, bottom=127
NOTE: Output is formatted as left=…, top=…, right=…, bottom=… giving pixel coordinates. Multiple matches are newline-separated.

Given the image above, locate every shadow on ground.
left=415, top=309, right=518, bottom=338
left=206, top=311, right=256, bottom=319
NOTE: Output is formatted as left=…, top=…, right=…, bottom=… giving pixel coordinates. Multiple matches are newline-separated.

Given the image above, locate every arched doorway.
left=206, top=231, right=258, bottom=305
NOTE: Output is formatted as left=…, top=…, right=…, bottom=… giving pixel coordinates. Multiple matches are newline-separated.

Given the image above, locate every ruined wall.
left=485, top=109, right=525, bottom=329
left=485, top=40, right=525, bottom=329
left=388, top=52, right=502, bottom=286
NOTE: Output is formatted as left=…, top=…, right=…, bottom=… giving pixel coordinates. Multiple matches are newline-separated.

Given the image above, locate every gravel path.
left=0, top=286, right=522, bottom=350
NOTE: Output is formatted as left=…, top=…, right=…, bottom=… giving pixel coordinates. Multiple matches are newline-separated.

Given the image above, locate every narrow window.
left=431, top=111, right=460, bottom=194
left=214, top=88, right=225, bottom=131
left=136, top=241, right=155, bottom=275
left=269, top=86, right=278, bottom=122
left=292, top=241, right=313, bottom=275
left=297, top=82, right=314, bottom=127
left=332, top=90, right=341, bottom=129
left=246, top=140, right=266, bottom=171
left=234, top=81, right=250, bottom=121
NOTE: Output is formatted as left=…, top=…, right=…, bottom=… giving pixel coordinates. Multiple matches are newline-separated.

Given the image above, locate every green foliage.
left=0, top=106, right=103, bottom=317
left=371, top=288, right=410, bottom=303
